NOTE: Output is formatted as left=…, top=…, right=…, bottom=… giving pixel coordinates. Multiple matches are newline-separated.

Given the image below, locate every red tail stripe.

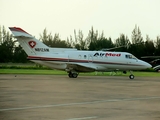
left=9, top=27, right=29, bottom=34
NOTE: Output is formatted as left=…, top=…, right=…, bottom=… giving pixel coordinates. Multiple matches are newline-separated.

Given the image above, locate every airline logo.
left=94, top=52, right=121, bottom=57
left=106, top=53, right=121, bottom=57
left=28, top=41, right=36, bottom=48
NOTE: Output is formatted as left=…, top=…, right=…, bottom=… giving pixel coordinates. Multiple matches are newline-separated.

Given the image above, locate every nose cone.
left=143, top=61, right=152, bottom=69
left=146, top=62, right=152, bottom=68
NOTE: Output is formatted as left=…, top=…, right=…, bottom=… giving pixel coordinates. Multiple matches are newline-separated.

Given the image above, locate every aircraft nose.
left=140, top=60, right=152, bottom=69
left=144, top=62, right=152, bottom=68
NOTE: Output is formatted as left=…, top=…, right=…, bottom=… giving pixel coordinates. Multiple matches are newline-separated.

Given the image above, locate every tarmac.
left=0, top=74, right=160, bottom=120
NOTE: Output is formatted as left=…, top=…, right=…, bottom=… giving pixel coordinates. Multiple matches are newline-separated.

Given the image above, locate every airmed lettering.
left=105, top=53, right=121, bottom=57
left=94, top=52, right=121, bottom=57
left=35, top=48, right=49, bottom=52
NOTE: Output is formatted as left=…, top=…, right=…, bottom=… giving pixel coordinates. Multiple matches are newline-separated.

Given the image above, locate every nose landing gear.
left=129, top=71, right=134, bottom=79
left=129, top=74, right=135, bottom=79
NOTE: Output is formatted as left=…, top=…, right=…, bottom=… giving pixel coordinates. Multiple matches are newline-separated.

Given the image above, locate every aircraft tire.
left=72, top=73, right=78, bottom=78
left=68, top=72, right=78, bottom=78
left=68, top=73, right=73, bottom=78
left=129, top=75, right=134, bottom=79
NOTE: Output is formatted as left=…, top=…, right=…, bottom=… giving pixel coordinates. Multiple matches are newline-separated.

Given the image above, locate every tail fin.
left=9, top=27, right=49, bottom=56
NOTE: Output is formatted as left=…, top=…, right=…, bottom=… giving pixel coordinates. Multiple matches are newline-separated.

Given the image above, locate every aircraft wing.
left=40, top=60, right=96, bottom=72
left=67, top=63, right=96, bottom=72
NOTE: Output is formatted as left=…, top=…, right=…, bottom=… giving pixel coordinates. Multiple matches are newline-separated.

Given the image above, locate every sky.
left=1, top=0, right=160, bottom=41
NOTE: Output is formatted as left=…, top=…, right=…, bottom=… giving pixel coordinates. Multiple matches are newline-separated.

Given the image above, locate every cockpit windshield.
left=125, top=54, right=137, bottom=59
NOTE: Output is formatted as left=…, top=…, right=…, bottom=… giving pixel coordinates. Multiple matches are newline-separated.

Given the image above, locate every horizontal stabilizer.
left=9, top=27, right=33, bottom=38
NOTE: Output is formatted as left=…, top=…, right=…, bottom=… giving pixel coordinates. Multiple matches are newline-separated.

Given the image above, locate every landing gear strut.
left=68, top=72, right=78, bottom=78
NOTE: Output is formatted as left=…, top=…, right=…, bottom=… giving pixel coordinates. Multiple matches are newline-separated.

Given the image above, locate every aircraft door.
left=68, top=55, right=69, bottom=62
left=88, top=54, right=93, bottom=63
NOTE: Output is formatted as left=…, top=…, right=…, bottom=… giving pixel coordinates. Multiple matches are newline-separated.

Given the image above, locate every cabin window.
left=84, top=55, right=87, bottom=59
left=78, top=55, right=82, bottom=59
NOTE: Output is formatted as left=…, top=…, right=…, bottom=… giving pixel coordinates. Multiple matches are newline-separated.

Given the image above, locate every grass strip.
left=0, top=69, right=160, bottom=77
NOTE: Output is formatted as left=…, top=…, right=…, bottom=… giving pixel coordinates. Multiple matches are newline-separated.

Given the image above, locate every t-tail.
left=9, top=27, right=50, bottom=56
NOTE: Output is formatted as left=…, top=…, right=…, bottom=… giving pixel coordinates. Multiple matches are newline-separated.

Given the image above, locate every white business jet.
left=9, top=27, right=151, bottom=79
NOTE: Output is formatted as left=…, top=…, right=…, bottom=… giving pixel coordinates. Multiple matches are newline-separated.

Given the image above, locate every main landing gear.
left=68, top=72, right=79, bottom=78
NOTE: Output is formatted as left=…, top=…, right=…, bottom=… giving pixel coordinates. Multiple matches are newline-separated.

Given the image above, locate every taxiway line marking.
left=0, top=96, right=160, bottom=112
left=67, top=116, right=97, bottom=120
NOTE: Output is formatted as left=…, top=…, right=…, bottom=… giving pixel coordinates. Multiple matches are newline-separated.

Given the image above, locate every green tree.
left=144, top=35, right=155, bottom=56
left=73, top=30, right=88, bottom=50
left=87, top=27, right=98, bottom=50
left=115, top=34, right=130, bottom=52
left=0, top=26, right=14, bottom=62
left=96, top=34, right=114, bottom=50
left=0, top=26, right=2, bottom=45
left=131, top=25, right=143, bottom=44
left=155, top=36, right=160, bottom=55
left=130, top=25, right=145, bottom=58
left=13, top=45, right=28, bottom=63
left=87, top=27, right=115, bottom=50
left=66, top=35, right=74, bottom=48
left=40, top=28, right=69, bottom=48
